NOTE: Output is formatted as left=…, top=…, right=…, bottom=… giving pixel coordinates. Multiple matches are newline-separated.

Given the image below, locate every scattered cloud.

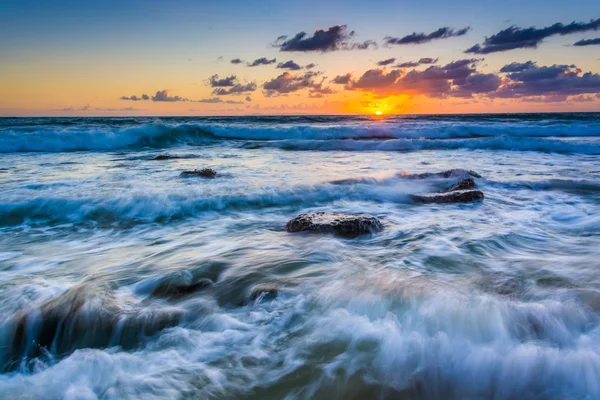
left=245, top=96, right=252, bottom=102
left=377, top=58, right=396, bottom=66
left=212, top=82, right=257, bottom=95
left=209, top=74, right=237, bottom=87
left=305, top=63, right=316, bottom=69
left=274, top=25, right=376, bottom=52
left=152, top=89, right=188, bottom=102
left=230, top=58, right=244, bottom=64
left=384, top=27, right=470, bottom=45
left=574, top=38, right=600, bottom=46
left=277, top=60, right=302, bottom=70
left=466, top=18, right=600, bottom=54
left=247, top=57, right=277, bottom=67
left=263, top=71, right=332, bottom=97
left=120, top=95, right=146, bottom=101
left=331, top=73, right=352, bottom=84
left=195, top=97, right=244, bottom=104
left=396, top=57, right=439, bottom=68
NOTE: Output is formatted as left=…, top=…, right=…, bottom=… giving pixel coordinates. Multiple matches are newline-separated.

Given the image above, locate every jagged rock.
left=446, top=178, right=476, bottom=192
left=286, top=212, right=382, bottom=237
left=405, top=169, right=482, bottom=179
left=412, top=190, right=484, bottom=204
left=151, top=155, right=182, bottom=161
left=180, top=168, right=217, bottom=178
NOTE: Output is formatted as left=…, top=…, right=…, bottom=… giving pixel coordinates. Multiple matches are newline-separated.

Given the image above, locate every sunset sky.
left=1, top=0, right=599, bottom=116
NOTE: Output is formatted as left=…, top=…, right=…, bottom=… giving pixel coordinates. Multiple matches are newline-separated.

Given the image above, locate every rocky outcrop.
left=286, top=212, right=382, bottom=237
left=405, top=169, right=482, bottom=179
left=446, top=178, right=476, bottom=192
left=180, top=168, right=217, bottom=178
left=412, top=190, right=484, bottom=204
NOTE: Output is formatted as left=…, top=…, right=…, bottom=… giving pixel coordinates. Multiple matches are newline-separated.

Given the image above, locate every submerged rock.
left=446, top=178, right=476, bottom=192
left=405, top=169, right=482, bottom=179
left=248, top=286, right=279, bottom=303
left=412, top=190, right=484, bottom=204
left=180, top=168, right=217, bottom=178
left=286, top=212, right=382, bottom=237
left=151, top=154, right=182, bottom=161
left=151, top=278, right=212, bottom=299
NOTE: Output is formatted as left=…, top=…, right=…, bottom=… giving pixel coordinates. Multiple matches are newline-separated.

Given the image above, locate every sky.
left=1, top=0, right=599, bottom=116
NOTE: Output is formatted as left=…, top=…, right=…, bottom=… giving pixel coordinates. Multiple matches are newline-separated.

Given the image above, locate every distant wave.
left=1, top=119, right=600, bottom=153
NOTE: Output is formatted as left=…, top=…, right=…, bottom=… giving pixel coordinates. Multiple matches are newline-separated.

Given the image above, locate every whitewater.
left=1, top=113, right=600, bottom=399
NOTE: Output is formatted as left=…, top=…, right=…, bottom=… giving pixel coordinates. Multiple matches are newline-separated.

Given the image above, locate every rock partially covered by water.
left=151, top=154, right=182, bottom=161
left=248, top=286, right=279, bottom=303
left=446, top=178, right=476, bottom=192
left=286, top=212, right=382, bottom=237
left=151, top=278, right=212, bottom=299
left=412, top=190, right=484, bottom=204
left=180, top=168, right=217, bottom=178
left=406, top=169, right=482, bottom=179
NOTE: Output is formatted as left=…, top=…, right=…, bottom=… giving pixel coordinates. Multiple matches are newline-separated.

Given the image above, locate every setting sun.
left=375, top=110, right=383, bottom=115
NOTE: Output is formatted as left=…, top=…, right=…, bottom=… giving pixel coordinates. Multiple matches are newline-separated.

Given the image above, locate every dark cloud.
left=230, top=58, right=244, bottom=64
left=247, top=57, right=277, bottom=67
left=377, top=58, right=396, bottom=66
left=209, top=74, right=237, bottom=87
left=142, top=94, right=149, bottom=100
left=466, top=18, right=600, bottom=54
left=120, top=95, right=143, bottom=101
left=263, top=71, right=332, bottom=96
left=349, top=69, right=403, bottom=90
left=396, top=57, right=439, bottom=68
left=385, top=27, right=470, bottom=45
left=331, top=74, right=352, bottom=84
left=574, top=38, right=600, bottom=46
left=245, top=96, right=252, bottom=102
left=448, top=73, right=502, bottom=98
left=277, top=60, right=302, bottom=70
left=151, top=90, right=188, bottom=102
left=195, top=97, right=244, bottom=104
left=274, top=25, right=376, bottom=52
left=305, top=63, right=316, bottom=69
left=492, top=61, right=600, bottom=98
left=212, top=82, right=257, bottom=96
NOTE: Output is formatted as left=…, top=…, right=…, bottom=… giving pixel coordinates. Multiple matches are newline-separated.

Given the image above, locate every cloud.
left=377, top=58, right=396, bottom=66
left=245, top=96, right=252, bottom=102
left=492, top=61, right=600, bottom=98
left=574, top=38, right=600, bottom=46
left=384, top=27, right=470, bottom=45
left=212, top=82, right=257, bottom=96
left=120, top=95, right=144, bottom=101
left=209, top=74, right=237, bottom=87
left=274, top=25, right=376, bottom=52
left=95, top=106, right=138, bottom=111
left=396, top=57, right=439, bottom=68
left=305, top=63, right=316, bottom=69
left=263, top=71, right=332, bottom=96
left=195, top=97, right=244, bottom=104
left=151, top=90, right=188, bottom=102
left=230, top=58, right=244, bottom=64
left=247, top=57, right=277, bottom=67
left=331, top=73, right=352, bottom=84
left=466, top=18, right=600, bottom=54
left=349, top=69, right=403, bottom=90
left=142, top=94, right=150, bottom=100
left=277, top=60, right=302, bottom=70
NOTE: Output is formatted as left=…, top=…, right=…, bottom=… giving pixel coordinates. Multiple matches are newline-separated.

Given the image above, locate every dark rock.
left=286, top=212, right=382, bottom=237
left=180, top=168, right=217, bottom=178
left=446, top=178, right=475, bottom=192
left=151, top=278, right=212, bottom=299
left=405, top=169, right=482, bottom=179
left=249, top=286, right=279, bottom=302
left=412, top=190, right=484, bottom=204
left=151, top=155, right=182, bottom=161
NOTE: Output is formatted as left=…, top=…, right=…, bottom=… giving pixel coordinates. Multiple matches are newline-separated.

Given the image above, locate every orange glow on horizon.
left=375, top=110, right=383, bottom=115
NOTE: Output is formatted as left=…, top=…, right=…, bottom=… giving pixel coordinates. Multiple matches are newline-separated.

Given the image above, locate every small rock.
left=180, top=168, right=217, bottom=178
left=249, top=287, right=279, bottom=302
left=286, top=212, right=382, bottom=237
left=151, top=155, right=181, bottom=161
left=412, top=190, right=484, bottom=204
left=446, top=178, right=475, bottom=192
left=151, top=278, right=213, bottom=299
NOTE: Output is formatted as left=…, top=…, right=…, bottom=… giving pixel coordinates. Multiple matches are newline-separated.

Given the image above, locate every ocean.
left=1, top=113, right=600, bottom=399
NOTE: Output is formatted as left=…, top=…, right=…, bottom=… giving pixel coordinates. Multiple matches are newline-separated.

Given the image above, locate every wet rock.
left=446, top=178, right=476, bottom=192
left=249, top=286, right=279, bottom=303
left=180, top=168, right=217, bottom=178
left=411, top=190, right=484, bottom=204
left=151, top=154, right=182, bottom=161
left=286, top=212, right=382, bottom=237
left=151, top=278, right=212, bottom=299
left=405, top=169, right=482, bottom=179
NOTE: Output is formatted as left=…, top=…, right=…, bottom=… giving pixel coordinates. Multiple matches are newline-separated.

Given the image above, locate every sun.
left=375, top=110, right=383, bottom=115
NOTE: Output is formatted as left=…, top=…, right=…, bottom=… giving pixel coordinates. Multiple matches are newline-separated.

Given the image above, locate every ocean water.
left=1, top=114, right=600, bottom=399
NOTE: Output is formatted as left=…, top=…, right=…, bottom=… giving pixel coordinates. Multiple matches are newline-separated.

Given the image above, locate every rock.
left=180, top=168, right=217, bottom=178
left=412, top=190, right=484, bottom=204
left=151, top=155, right=181, bottom=161
left=151, top=278, right=212, bottom=299
left=446, top=178, right=475, bottom=192
left=405, top=169, right=482, bottom=179
left=249, top=286, right=279, bottom=302
left=286, top=212, right=382, bottom=237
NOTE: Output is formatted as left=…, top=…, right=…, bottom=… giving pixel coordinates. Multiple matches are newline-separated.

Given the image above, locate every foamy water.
left=1, top=114, right=600, bottom=399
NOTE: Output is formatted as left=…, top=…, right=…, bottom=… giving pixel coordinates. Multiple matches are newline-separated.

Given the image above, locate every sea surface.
left=1, top=114, right=600, bottom=399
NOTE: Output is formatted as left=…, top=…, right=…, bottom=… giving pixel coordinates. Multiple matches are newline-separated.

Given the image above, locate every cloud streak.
left=274, top=25, right=376, bottom=52
left=247, top=57, right=277, bottom=67
left=466, top=18, right=600, bottom=54
left=385, top=27, right=470, bottom=45
left=573, top=38, right=600, bottom=46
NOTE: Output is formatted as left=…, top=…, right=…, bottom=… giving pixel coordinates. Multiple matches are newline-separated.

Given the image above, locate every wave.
left=2, top=119, right=600, bottom=153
